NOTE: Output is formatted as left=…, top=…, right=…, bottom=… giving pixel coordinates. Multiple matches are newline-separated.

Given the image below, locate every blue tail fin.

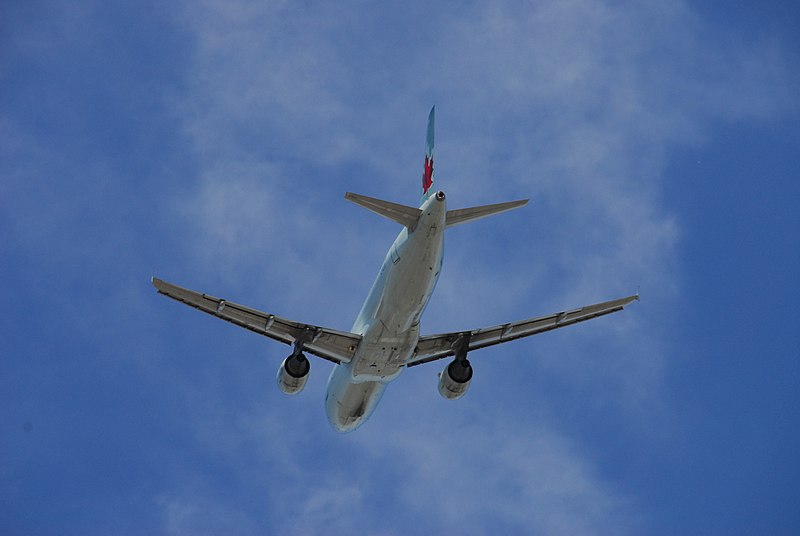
left=421, top=106, right=435, bottom=201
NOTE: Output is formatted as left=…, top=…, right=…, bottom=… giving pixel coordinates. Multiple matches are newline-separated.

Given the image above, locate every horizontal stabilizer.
left=445, top=199, right=528, bottom=228
left=345, top=192, right=422, bottom=228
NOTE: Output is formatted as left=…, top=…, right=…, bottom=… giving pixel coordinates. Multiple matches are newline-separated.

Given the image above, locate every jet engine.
left=437, top=358, right=473, bottom=400
left=277, top=353, right=310, bottom=395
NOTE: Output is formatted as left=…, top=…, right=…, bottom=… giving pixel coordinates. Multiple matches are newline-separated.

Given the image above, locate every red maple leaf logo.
left=422, top=155, right=434, bottom=193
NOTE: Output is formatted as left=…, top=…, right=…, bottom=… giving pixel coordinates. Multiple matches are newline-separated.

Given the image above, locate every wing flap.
left=152, top=277, right=359, bottom=364
left=407, top=294, right=638, bottom=367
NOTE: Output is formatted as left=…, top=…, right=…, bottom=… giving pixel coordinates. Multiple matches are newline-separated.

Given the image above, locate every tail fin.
left=421, top=105, right=435, bottom=201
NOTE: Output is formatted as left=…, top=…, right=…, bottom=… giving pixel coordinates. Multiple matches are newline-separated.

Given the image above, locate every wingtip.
left=619, top=293, right=640, bottom=307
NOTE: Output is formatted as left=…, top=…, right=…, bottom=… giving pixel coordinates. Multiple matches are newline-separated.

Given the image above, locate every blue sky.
left=2, top=1, right=798, bottom=534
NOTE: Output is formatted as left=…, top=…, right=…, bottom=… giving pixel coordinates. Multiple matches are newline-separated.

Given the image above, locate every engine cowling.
left=438, top=359, right=473, bottom=400
left=277, top=353, right=310, bottom=395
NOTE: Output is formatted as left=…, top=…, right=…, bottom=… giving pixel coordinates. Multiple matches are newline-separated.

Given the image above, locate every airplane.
left=152, top=106, right=638, bottom=433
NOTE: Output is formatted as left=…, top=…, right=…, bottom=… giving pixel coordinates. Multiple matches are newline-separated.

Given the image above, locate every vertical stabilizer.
left=421, top=106, right=435, bottom=202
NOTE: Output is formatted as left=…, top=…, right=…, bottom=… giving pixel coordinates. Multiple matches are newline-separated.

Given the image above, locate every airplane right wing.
left=406, top=294, right=638, bottom=367
left=152, top=277, right=360, bottom=364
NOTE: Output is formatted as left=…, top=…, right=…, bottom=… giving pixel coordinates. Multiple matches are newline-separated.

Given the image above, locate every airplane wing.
left=152, top=277, right=360, bottom=364
left=406, top=294, right=638, bottom=367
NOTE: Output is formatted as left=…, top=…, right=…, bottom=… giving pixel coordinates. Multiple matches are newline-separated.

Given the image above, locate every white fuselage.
left=325, top=192, right=446, bottom=432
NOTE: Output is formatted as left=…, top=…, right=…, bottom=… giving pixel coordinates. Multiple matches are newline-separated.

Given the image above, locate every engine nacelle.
left=277, top=353, right=310, bottom=395
left=438, top=359, right=473, bottom=400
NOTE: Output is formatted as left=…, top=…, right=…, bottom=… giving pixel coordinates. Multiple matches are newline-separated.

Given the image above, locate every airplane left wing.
left=152, top=277, right=360, bottom=364
left=406, top=294, right=638, bottom=367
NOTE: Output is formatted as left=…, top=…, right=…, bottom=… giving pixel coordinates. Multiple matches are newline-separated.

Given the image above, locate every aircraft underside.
left=325, top=191, right=447, bottom=431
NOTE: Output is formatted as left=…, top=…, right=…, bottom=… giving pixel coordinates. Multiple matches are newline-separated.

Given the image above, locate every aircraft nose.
left=435, top=191, right=445, bottom=201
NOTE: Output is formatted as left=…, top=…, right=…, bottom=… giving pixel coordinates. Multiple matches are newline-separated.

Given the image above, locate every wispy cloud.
left=2, top=0, right=796, bottom=533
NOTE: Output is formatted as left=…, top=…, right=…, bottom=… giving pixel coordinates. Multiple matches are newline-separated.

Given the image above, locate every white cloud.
left=356, top=416, right=638, bottom=535
left=156, top=485, right=260, bottom=536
